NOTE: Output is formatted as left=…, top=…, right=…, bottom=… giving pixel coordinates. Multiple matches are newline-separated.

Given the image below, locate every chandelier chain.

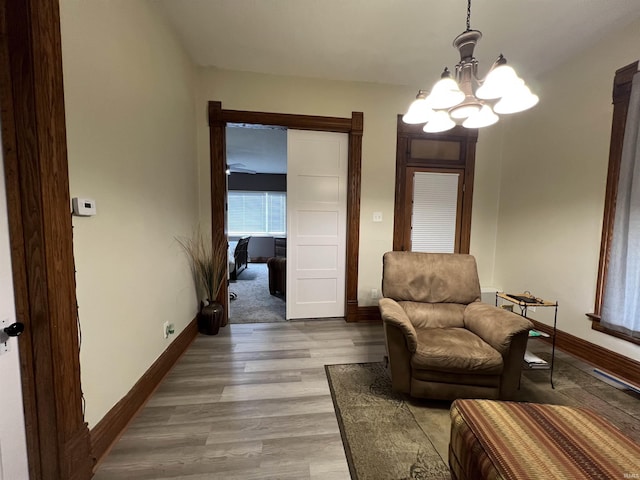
left=466, top=0, right=471, bottom=32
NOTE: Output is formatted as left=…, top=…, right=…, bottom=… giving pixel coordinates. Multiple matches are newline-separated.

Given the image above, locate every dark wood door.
left=393, top=119, right=478, bottom=254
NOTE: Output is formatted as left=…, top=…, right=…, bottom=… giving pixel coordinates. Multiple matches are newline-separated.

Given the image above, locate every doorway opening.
left=226, top=123, right=288, bottom=323
left=224, top=123, right=350, bottom=323
left=208, top=102, right=364, bottom=324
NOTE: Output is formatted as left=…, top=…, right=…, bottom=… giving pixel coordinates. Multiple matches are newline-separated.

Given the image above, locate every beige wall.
left=60, top=0, right=199, bottom=427
left=196, top=70, right=502, bottom=304
left=493, top=18, right=640, bottom=361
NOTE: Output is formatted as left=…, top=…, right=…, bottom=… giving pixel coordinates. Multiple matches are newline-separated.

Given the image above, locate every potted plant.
left=177, top=228, right=227, bottom=335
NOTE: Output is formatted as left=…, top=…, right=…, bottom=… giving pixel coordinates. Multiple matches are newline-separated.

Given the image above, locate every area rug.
left=326, top=354, right=640, bottom=480
left=229, top=263, right=286, bottom=323
left=326, top=362, right=451, bottom=480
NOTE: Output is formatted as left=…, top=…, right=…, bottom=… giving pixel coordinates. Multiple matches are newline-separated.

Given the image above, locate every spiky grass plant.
left=177, top=228, right=227, bottom=304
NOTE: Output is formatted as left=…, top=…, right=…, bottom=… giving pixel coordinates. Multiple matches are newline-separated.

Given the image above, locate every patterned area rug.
left=229, top=263, right=286, bottom=323
left=326, top=362, right=451, bottom=480
left=326, top=353, right=640, bottom=480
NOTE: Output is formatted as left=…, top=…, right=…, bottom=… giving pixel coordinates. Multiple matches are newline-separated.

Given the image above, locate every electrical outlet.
left=371, top=288, right=379, bottom=299
left=163, top=322, right=175, bottom=339
left=373, top=212, right=383, bottom=222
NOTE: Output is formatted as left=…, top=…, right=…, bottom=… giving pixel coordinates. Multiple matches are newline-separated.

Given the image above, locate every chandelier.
left=403, top=0, right=539, bottom=132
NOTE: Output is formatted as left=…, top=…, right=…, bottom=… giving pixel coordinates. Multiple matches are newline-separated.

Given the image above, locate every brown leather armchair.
left=379, top=251, right=532, bottom=401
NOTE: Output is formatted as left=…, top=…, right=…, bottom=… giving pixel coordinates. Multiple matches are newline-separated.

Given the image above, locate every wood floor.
left=93, top=319, right=386, bottom=479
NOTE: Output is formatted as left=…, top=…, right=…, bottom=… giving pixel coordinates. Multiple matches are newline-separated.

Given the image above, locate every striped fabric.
left=450, top=399, right=640, bottom=480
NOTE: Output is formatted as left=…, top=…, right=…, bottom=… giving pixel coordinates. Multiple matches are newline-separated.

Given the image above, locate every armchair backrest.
left=382, top=251, right=481, bottom=304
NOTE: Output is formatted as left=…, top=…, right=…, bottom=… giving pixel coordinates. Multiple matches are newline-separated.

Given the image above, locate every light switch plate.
left=373, top=211, right=383, bottom=222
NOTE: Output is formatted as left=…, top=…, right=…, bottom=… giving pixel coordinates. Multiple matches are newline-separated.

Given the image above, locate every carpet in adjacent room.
left=229, top=262, right=286, bottom=323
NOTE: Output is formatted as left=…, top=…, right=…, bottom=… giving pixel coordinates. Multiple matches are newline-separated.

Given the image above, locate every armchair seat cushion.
left=411, top=328, right=503, bottom=375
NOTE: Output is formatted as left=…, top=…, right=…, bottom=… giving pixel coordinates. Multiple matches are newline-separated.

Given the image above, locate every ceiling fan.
left=226, top=163, right=256, bottom=174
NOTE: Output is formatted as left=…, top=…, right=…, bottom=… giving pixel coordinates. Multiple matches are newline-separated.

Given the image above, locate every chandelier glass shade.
left=403, top=1, right=538, bottom=133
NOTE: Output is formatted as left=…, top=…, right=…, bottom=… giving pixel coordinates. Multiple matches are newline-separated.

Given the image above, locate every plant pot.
left=198, top=301, right=223, bottom=335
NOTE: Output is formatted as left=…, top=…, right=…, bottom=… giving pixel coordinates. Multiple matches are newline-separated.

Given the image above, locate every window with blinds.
left=410, top=171, right=460, bottom=253
left=228, top=191, right=286, bottom=235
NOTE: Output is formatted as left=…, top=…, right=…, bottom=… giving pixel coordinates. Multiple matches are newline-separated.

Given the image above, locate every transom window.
left=228, top=191, right=286, bottom=236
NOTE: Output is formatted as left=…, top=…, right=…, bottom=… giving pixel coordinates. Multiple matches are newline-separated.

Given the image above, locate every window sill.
left=587, top=313, right=640, bottom=346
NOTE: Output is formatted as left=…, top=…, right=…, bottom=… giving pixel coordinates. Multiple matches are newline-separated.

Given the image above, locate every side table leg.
left=550, top=304, right=558, bottom=389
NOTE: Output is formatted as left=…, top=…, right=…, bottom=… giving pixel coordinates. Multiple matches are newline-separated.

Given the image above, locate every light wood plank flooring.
left=93, top=320, right=632, bottom=479
left=94, top=319, right=386, bottom=479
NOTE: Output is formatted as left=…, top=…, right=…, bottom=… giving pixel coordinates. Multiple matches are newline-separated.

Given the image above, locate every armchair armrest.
left=463, top=302, right=533, bottom=354
left=379, top=298, right=418, bottom=352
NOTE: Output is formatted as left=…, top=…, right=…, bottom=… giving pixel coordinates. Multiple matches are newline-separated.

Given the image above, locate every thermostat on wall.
left=72, top=197, right=97, bottom=217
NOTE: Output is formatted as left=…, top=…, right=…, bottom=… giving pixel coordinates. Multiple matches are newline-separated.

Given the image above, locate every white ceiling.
left=156, top=0, right=640, bottom=173
left=156, top=0, right=640, bottom=86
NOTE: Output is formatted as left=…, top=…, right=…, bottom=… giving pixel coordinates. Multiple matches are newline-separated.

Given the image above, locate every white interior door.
left=0, top=138, right=29, bottom=480
left=287, top=130, right=347, bottom=319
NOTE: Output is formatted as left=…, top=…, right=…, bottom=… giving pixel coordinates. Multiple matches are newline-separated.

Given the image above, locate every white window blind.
left=228, top=191, right=286, bottom=235
left=411, top=171, right=459, bottom=253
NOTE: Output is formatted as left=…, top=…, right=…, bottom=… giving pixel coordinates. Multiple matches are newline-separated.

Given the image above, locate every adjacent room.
left=1, top=0, right=640, bottom=478
left=226, top=123, right=288, bottom=323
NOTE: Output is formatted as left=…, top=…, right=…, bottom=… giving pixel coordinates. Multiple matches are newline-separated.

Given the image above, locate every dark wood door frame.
left=393, top=118, right=478, bottom=253
left=0, top=0, right=93, bottom=478
left=208, top=102, right=364, bottom=322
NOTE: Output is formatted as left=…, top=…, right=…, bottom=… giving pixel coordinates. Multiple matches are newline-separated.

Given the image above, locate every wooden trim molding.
left=460, top=136, right=476, bottom=254
left=592, top=61, right=638, bottom=319
left=91, top=318, right=199, bottom=468
left=0, top=0, right=93, bottom=477
left=209, top=104, right=355, bottom=132
left=208, top=102, right=364, bottom=322
left=354, top=305, right=382, bottom=323
left=346, top=112, right=364, bottom=312
left=208, top=101, right=230, bottom=325
left=528, top=318, right=640, bottom=388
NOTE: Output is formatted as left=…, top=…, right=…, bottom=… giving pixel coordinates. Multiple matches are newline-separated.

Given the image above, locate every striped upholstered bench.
left=449, top=399, right=640, bottom=480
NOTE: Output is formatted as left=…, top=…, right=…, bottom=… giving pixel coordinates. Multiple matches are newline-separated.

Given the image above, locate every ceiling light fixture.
left=403, top=0, right=538, bottom=133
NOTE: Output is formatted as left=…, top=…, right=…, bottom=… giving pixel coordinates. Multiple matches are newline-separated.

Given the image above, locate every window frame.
left=589, top=60, right=640, bottom=346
